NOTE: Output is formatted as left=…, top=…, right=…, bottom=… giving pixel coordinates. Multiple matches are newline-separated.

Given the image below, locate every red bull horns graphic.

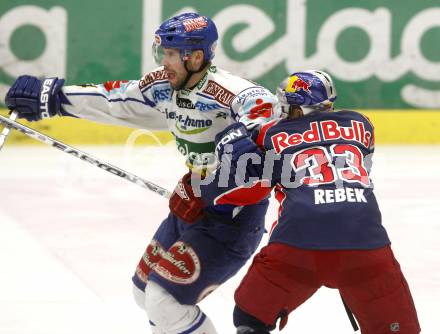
left=287, top=75, right=311, bottom=93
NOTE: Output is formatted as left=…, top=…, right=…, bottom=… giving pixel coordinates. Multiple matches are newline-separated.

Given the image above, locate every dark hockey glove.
left=5, top=75, right=65, bottom=121
left=214, top=122, right=265, bottom=181
left=215, top=122, right=260, bottom=163
left=169, top=173, right=205, bottom=224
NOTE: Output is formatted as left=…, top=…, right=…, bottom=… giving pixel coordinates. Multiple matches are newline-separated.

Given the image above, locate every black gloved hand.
left=5, top=75, right=65, bottom=121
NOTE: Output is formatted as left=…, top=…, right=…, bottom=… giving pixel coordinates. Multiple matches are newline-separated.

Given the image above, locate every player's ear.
left=190, top=50, right=205, bottom=69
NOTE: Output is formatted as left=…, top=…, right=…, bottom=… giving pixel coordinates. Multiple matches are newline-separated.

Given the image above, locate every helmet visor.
left=152, top=43, right=187, bottom=66
left=152, top=43, right=165, bottom=66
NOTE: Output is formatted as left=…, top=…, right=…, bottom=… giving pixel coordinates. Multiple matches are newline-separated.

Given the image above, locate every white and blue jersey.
left=58, top=65, right=277, bottom=305
left=61, top=65, right=277, bottom=169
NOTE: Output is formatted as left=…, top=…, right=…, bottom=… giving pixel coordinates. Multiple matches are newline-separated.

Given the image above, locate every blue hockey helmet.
left=276, top=70, right=337, bottom=116
left=153, top=13, right=218, bottom=64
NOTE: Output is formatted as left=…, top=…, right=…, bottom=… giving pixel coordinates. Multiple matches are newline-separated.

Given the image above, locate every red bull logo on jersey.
left=272, top=120, right=372, bottom=153
left=286, top=75, right=311, bottom=93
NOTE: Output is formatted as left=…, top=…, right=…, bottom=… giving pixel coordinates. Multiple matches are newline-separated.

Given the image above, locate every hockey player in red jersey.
left=174, top=70, right=421, bottom=333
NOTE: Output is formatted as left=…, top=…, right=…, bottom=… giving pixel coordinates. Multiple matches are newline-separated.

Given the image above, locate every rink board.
left=1, top=109, right=440, bottom=145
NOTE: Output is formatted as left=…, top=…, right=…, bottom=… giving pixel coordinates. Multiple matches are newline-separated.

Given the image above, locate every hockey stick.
left=0, top=111, right=17, bottom=151
left=0, top=114, right=172, bottom=199
left=340, top=295, right=359, bottom=332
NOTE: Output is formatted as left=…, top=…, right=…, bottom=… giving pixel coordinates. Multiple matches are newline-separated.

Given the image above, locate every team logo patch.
left=183, top=17, right=208, bottom=32
left=153, top=241, right=201, bottom=285
left=286, top=75, right=311, bottom=93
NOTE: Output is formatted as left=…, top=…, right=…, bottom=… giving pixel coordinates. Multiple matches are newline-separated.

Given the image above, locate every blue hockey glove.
left=5, top=75, right=65, bottom=121
left=215, top=122, right=260, bottom=163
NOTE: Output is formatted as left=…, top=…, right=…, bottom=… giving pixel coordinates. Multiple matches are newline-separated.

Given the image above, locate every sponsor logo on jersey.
left=166, top=111, right=213, bottom=134
left=196, top=72, right=208, bottom=89
left=152, top=87, right=171, bottom=102
left=153, top=241, right=201, bottom=285
left=183, top=17, right=208, bottom=32
left=236, top=87, right=272, bottom=104
left=248, top=98, right=273, bottom=119
left=175, top=122, right=211, bottom=135
left=176, top=96, right=195, bottom=109
left=194, top=101, right=220, bottom=111
left=174, top=137, right=216, bottom=165
left=139, top=69, right=168, bottom=89
left=180, top=88, right=191, bottom=96
left=202, top=80, right=236, bottom=106
left=271, top=120, right=372, bottom=153
left=177, top=94, right=220, bottom=111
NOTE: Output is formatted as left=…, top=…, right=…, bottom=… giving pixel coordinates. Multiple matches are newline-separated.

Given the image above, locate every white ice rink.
left=0, top=144, right=439, bottom=333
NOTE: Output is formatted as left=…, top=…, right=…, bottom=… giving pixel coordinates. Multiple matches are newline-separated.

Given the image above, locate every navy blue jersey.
left=202, top=110, right=390, bottom=250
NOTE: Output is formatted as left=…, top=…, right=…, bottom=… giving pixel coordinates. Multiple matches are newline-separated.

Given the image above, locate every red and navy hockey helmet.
left=276, top=70, right=337, bottom=115
left=153, top=13, right=218, bottom=64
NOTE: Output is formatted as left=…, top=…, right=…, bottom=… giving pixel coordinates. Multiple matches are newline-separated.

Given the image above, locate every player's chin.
left=169, top=77, right=184, bottom=90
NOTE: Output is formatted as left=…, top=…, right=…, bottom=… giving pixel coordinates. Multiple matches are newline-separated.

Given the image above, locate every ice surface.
left=0, top=145, right=439, bottom=333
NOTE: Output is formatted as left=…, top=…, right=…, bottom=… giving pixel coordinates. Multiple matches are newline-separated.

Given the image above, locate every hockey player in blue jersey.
left=5, top=13, right=282, bottom=334
left=173, top=70, right=421, bottom=333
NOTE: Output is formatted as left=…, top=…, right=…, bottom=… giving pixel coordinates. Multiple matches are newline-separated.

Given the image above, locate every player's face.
left=160, top=48, right=188, bottom=89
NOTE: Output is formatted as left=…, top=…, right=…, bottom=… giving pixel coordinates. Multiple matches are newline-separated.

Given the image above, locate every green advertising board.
left=1, top=0, right=440, bottom=109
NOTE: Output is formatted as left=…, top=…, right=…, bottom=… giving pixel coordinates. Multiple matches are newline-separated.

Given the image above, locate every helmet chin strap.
left=175, top=58, right=209, bottom=91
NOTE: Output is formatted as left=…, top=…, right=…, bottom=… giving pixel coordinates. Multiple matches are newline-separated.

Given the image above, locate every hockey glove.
left=5, top=75, right=65, bottom=121
left=215, top=122, right=262, bottom=164
left=169, top=173, right=205, bottom=224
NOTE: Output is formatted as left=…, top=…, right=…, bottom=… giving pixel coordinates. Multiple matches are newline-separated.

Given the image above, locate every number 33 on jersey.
left=204, top=109, right=389, bottom=250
